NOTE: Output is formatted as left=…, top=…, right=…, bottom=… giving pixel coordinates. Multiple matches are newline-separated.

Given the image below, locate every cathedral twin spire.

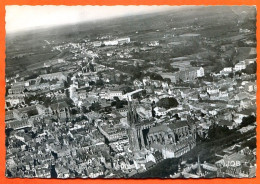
left=127, top=100, right=139, bottom=127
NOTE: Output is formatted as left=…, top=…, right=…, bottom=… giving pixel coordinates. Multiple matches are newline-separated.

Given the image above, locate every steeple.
left=132, top=103, right=139, bottom=124
left=127, top=100, right=133, bottom=126
left=127, top=99, right=141, bottom=152
left=197, top=155, right=202, bottom=176
left=127, top=99, right=139, bottom=127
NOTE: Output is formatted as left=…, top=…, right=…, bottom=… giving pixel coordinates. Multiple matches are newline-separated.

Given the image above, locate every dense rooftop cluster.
left=5, top=7, right=256, bottom=178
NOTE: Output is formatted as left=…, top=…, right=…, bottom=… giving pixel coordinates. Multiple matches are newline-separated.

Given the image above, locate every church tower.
left=197, top=155, right=203, bottom=176
left=127, top=101, right=141, bottom=152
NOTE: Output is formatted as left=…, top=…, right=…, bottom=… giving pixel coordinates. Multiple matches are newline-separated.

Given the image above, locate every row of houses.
left=93, top=37, right=131, bottom=47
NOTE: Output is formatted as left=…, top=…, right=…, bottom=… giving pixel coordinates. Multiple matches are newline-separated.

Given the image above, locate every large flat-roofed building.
left=117, top=37, right=130, bottom=45
left=160, top=67, right=204, bottom=83
left=104, top=40, right=118, bottom=46
left=6, top=119, right=32, bottom=130
left=6, top=94, right=25, bottom=106
left=8, top=86, right=25, bottom=95
left=38, top=72, right=67, bottom=81
left=98, top=125, right=128, bottom=142
left=179, top=69, right=197, bottom=81
left=160, top=73, right=179, bottom=83
left=108, top=90, right=123, bottom=100
left=103, top=37, right=130, bottom=46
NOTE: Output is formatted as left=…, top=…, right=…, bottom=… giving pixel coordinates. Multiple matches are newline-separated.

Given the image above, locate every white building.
left=108, top=90, right=123, bottom=100
left=220, top=67, right=233, bottom=76
left=104, top=40, right=118, bottom=46
left=93, top=41, right=102, bottom=47
left=223, top=67, right=232, bottom=72
left=219, top=91, right=229, bottom=99
left=148, top=41, right=159, bottom=47
left=196, top=67, right=205, bottom=77
left=234, top=61, right=246, bottom=71
left=207, top=87, right=220, bottom=95
left=117, top=37, right=130, bottom=45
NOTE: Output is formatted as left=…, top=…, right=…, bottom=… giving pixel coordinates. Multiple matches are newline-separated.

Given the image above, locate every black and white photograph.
left=5, top=5, right=257, bottom=178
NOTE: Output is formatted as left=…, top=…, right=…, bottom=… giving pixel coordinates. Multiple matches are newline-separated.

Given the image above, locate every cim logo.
left=220, top=160, right=241, bottom=167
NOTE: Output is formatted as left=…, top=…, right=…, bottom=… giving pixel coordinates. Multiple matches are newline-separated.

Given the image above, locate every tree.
left=122, top=86, right=134, bottom=94
left=242, top=63, right=257, bottom=74
left=208, top=123, right=234, bottom=140
left=90, top=102, right=101, bottom=112
left=89, top=81, right=95, bottom=86
left=43, top=97, right=52, bottom=106
left=116, top=101, right=124, bottom=109
left=96, top=79, right=104, bottom=87
left=149, top=73, right=164, bottom=81
left=173, top=114, right=180, bottom=120
left=111, top=101, right=117, bottom=106
left=242, top=137, right=256, bottom=149
left=235, top=71, right=242, bottom=77
left=152, top=108, right=156, bottom=118
left=164, top=78, right=171, bottom=84
left=239, top=115, right=256, bottom=128
left=156, top=97, right=179, bottom=109
left=89, top=63, right=95, bottom=72
left=228, top=73, right=234, bottom=78
left=190, top=61, right=196, bottom=67
left=133, top=42, right=141, bottom=47
left=71, top=108, right=78, bottom=115
left=81, top=106, right=88, bottom=113
left=204, top=73, right=213, bottom=82
left=132, top=70, right=143, bottom=80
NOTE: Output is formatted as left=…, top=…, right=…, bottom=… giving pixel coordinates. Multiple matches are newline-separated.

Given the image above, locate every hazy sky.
left=5, top=5, right=177, bottom=33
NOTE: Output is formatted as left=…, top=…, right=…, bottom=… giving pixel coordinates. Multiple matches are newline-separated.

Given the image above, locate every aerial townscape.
left=5, top=6, right=256, bottom=178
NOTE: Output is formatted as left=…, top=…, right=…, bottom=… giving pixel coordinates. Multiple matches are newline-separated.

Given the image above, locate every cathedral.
left=127, top=100, right=196, bottom=158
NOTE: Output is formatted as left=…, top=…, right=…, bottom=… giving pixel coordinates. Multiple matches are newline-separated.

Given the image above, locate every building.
left=207, top=87, right=220, bottom=95
left=220, top=67, right=233, bottom=76
left=108, top=90, right=123, bottom=100
left=98, top=125, right=128, bottom=142
left=179, top=69, right=197, bottom=81
left=123, top=89, right=145, bottom=101
left=93, top=41, right=102, bottom=47
left=136, top=105, right=152, bottom=120
left=50, top=102, right=70, bottom=119
left=36, top=104, right=52, bottom=116
left=104, top=40, right=118, bottom=46
left=6, top=94, right=25, bottom=107
left=160, top=73, right=178, bottom=83
left=148, top=41, right=159, bottom=47
left=38, top=72, right=67, bottom=81
left=117, top=37, right=130, bottom=45
left=234, top=61, right=246, bottom=71
left=197, top=67, right=205, bottom=78
left=8, top=86, right=25, bottom=95
left=6, top=119, right=32, bottom=130
left=170, top=67, right=205, bottom=83
left=244, top=82, right=256, bottom=92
